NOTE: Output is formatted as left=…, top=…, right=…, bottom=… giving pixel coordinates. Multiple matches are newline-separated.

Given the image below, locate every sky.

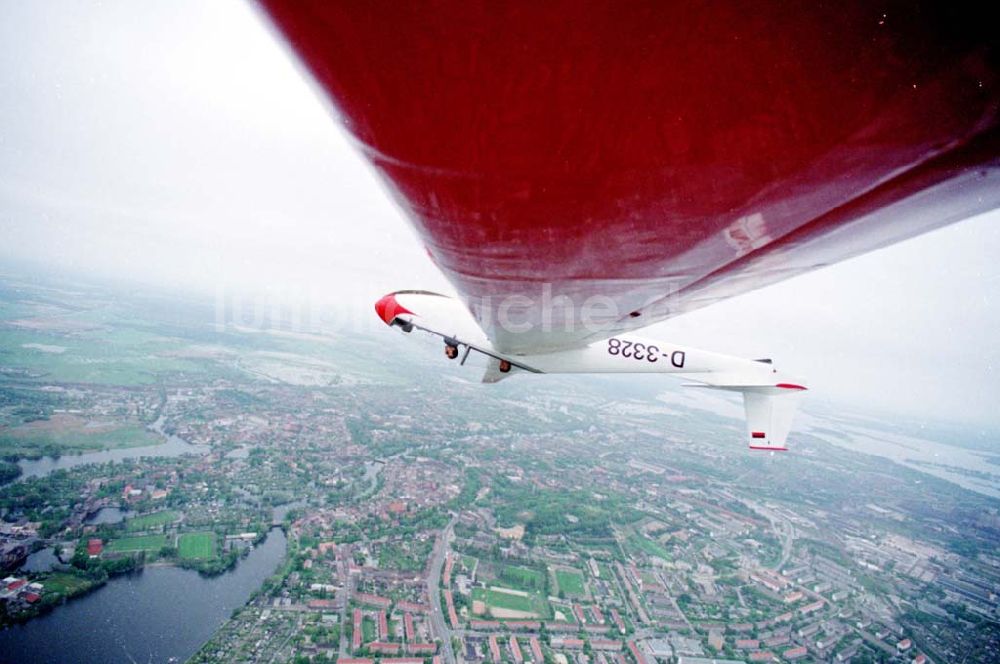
left=1, top=0, right=998, bottom=427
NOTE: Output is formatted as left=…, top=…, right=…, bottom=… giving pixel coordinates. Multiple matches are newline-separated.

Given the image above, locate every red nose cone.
left=374, top=293, right=413, bottom=325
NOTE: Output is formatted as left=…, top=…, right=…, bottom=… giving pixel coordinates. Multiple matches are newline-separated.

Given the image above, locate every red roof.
left=23, top=592, right=41, bottom=603
left=7, top=579, right=27, bottom=591
left=505, top=621, right=541, bottom=628
left=87, top=539, right=103, bottom=556
left=397, top=600, right=429, bottom=613
left=355, top=592, right=392, bottom=607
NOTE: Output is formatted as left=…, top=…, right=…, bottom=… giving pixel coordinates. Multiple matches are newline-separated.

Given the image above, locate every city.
left=0, top=275, right=997, bottom=663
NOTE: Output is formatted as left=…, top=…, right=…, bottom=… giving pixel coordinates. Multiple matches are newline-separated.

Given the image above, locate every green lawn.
left=640, top=570, right=659, bottom=586
left=126, top=510, right=179, bottom=532
left=361, top=616, right=375, bottom=643
left=472, top=587, right=551, bottom=618
left=105, top=534, right=167, bottom=552
left=43, top=572, right=93, bottom=596
left=555, top=569, right=586, bottom=596
left=178, top=531, right=216, bottom=559
left=627, top=533, right=672, bottom=561
left=499, top=564, right=545, bottom=591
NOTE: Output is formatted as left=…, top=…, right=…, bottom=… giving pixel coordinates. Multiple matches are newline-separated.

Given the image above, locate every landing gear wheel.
left=444, top=344, right=459, bottom=360
left=498, top=359, right=512, bottom=373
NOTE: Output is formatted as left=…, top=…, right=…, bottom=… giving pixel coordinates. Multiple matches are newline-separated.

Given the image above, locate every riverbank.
left=0, top=527, right=288, bottom=663
left=1, top=570, right=107, bottom=627
left=3, top=526, right=276, bottom=628
left=14, top=416, right=207, bottom=481
left=0, top=414, right=163, bottom=461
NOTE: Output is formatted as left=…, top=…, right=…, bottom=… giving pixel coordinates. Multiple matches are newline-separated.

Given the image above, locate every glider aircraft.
left=256, top=1, right=999, bottom=451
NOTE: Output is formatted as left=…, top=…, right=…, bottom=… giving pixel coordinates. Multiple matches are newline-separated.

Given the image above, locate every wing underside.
left=257, top=0, right=999, bottom=353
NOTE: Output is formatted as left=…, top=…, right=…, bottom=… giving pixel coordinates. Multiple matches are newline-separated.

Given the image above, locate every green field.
left=126, top=510, right=179, bottom=532
left=361, top=616, right=375, bottom=642
left=0, top=412, right=161, bottom=457
left=105, top=534, right=168, bottom=552
left=555, top=569, right=586, bottom=596
left=0, top=326, right=208, bottom=387
left=472, top=587, right=551, bottom=618
left=43, top=572, right=93, bottom=596
left=498, top=564, right=546, bottom=591
left=178, top=531, right=216, bottom=559
left=627, top=533, right=672, bottom=561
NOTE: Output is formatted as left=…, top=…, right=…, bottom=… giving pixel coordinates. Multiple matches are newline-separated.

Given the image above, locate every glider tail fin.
left=742, top=387, right=804, bottom=451
left=685, top=380, right=806, bottom=451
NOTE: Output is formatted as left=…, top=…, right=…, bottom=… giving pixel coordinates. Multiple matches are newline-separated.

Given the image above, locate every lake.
left=0, top=527, right=287, bottom=664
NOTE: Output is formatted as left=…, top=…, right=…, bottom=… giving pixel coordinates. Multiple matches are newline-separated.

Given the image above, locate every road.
left=744, top=500, right=796, bottom=570
left=338, top=552, right=353, bottom=658
left=427, top=516, right=458, bottom=664
left=772, top=512, right=795, bottom=569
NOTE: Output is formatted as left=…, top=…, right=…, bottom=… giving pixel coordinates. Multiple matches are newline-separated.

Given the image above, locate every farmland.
left=0, top=413, right=161, bottom=457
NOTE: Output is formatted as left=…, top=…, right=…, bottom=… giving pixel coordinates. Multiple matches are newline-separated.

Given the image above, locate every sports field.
left=472, top=587, right=551, bottom=618
left=498, top=564, right=545, bottom=591
left=555, top=569, right=586, bottom=596
left=126, top=510, right=179, bottom=532
left=105, top=534, right=167, bottom=552
left=178, top=531, right=216, bottom=559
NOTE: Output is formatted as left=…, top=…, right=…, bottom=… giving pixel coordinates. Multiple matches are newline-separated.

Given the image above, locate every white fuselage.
left=375, top=289, right=806, bottom=451
left=383, top=290, right=795, bottom=388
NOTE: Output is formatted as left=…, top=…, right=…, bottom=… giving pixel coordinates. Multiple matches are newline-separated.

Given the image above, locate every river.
left=0, top=527, right=287, bottom=664
left=16, top=415, right=207, bottom=480
left=797, top=410, right=1000, bottom=499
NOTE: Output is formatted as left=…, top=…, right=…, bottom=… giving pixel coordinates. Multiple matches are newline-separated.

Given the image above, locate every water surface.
left=0, top=528, right=287, bottom=664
